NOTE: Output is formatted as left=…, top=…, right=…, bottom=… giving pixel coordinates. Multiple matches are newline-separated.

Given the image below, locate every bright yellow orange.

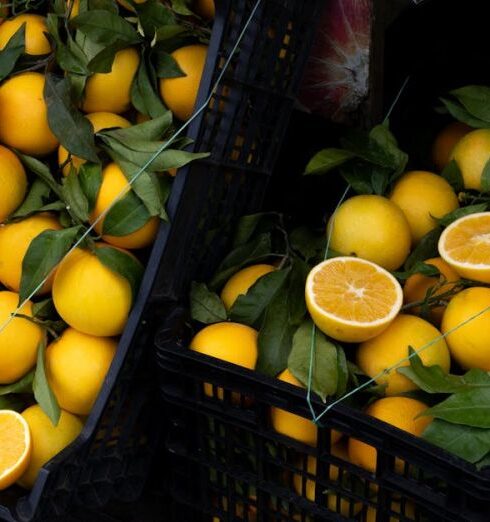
left=432, top=122, right=471, bottom=172
left=195, top=0, right=215, bottom=19
left=348, top=397, right=431, bottom=473
left=82, top=48, right=140, bottom=114
left=403, top=257, right=461, bottom=325
left=0, top=213, right=62, bottom=293
left=442, top=287, right=490, bottom=371
left=305, top=257, right=403, bottom=343
left=451, top=129, right=490, bottom=191
left=159, top=45, right=208, bottom=121
left=0, top=410, right=31, bottom=490
left=52, top=246, right=133, bottom=337
left=356, top=314, right=450, bottom=396
left=90, top=163, right=159, bottom=249
left=328, top=195, right=411, bottom=270
left=58, top=112, right=130, bottom=176
left=0, top=291, right=43, bottom=384
left=0, top=14, right=51, bottom=55
left=439, top=212, right=490, bottom=283
left=46, top=328, right=117, bottom=415
left=0, top=145, right=26, bottom=222
left=389, top=171, right=459, bottom=243
left=18, top=405, right=83, bottom=490
left=220, top=264, right=275, bottom=310
left=0, top=73, right=59, bottom=155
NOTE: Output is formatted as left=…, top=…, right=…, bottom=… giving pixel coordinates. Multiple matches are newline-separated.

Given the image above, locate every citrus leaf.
left=20, top=227, right=82, bottom=302
left=9, top=180, right=53, bottom=220
left=102, top=191, right=152, bottom=236
left=170, top=0, right=193, bottom=15
left=67, top=72, right=87, bottom=102
left=423, top=419, right=490, bottom=463
left=481, top=158, right=490, bottom=193
left=439, top=97, right=490, bottom=129
left=404, top=227, right=442, bottom=271
left=190, top=282, right=227, bottom=324
left=393, top=261, right=441, bottom=281
left=32, top=297, right=57, bottom=320
left=88, top=0, right=118, bottom=12
left=437, top=204, right=488, bottom=227
left=131, top=59, right=167, bottom=118
left=340, top=164, right=373, bottom=195
left=136, top=0, right=176, bottom=36
left=335, top=345, right=348, bottom=398
left=61, top=169, right=90, bottom=222
left=288, top=257, right=309, bottom=326
left=102, top=112, right=172, bottom=142
left=154, top=24, right=186, bottom=42
left=288, top=320, right=338, bottom=402
left=231, top=213, right=276, bottom=248
left=441, top=159, right=464, bottom=192
left=71, top=10, right=141, bottom=45
left=0, top=396, right=26, bottom=411
left=476, top=452, right=490, bottom=470
left=341, top=128, right=401, bottom=169
left=369, top=122, right=408, bottom=174
left=229, top=268, right=290, bottom=327
left=154, top=50, right=185, bottom=78
left=34, top=337, right=61, bottom=426
left=86, top=41, right=127, bottom=73
left=18, top=154, right=61, bottom=197
left=78, top=162, right=102, bottom=212
left=451, top=86, right=490, bottom=123
left=0, top=371, right=34, bottom=396
left=95, top=245, right=144, bottom=298
left=257, top=282, right=294, bottom=377
left=44, top=74, right=99, bottom=163
left=0, top=22, right=25, bottom=81
left=305, top=148, right=355, bottom=176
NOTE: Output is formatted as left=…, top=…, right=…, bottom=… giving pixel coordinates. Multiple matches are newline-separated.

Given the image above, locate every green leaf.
left=287, top=257, right=309, bottom=326
left=288, top=320, right=338, bottom=402
left=441, top=159, right=464, bottom=192
left=229, top=268, right=290, bottom=326
left=370, top=167, right=391, bottom=195
left=102, top=112, right=172, bottom=142
left=393, top=261, right=441, bottom=281
left=32, top=297, right=57, bottom=320
left=0, top=22, right=25, bottom=81
left=451, top=86, right=490, bottom=123
left=78, top=163, right=102, bottom=212
left=18, top=155, right=62, bottom=199
left=304, top=148, right=355, bottom=176
left=257, top=282, right=294, bottom=377
left=422, top=388, right=490, bottom=428
left=369, top=123, right=408, bottom=174
left=102, top=191, right=153, bottom=236
left=87, top=41, right=128, bottom=73
left=439, top=97, right=490, bottom=129
left=61, top=169, right=90, bottom=222
left=404, top=227, right=442, bottom=271
left=33, top=338, right=61, bottom=426
left=423, top=419, right=490, bottom=463
left=137, top=0, right=177, bottom=36
left=231, top=213, right=278, bottom=249
left=9, top=180, right=65, bottom=220
left=335, top=345, right=348, bottom=398
left=481, top=158, right=490, bottom=193
left=20, top=227, right=81, bottom=302
left=170, top=0, right=194, bottom=15
left=88, top=0, right=118, bottom=12
left=476, top=452, right=490, bottom=470
left=340, top=163, right=373, bottom=195
left=437, top=204, right=488, bottom=227
left=95, top=245, right=144, bottom=298
left=47, top=15, right=88, bottom=75
left=0, top=396, right=26, bottom=411
left=190, top=282, right=227, bottom=324
left=154, top=49, right=186, bottom=78
left=44, top=75, right=99, bottom=163
left=0, top=371, right=34, bottom=396
left=154, top=24, right=187, bottom=42
left=71, top=10, right=141, bottom=45
left=290, top=227, right=326, bottom=262
left=67, top=72, right=87, bottom=102
left=131, top=59, right=167, bottom=118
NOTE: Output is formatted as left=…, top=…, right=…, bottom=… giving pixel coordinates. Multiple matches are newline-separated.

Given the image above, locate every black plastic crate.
left=0, top=0, right=324, bottom=519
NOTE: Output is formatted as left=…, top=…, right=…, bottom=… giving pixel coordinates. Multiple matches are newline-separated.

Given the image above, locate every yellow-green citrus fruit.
left=52, top=246, right=133, bottom=337
left=82, top=48, right=140, bottom=114
left=356, top=314, right=450, bottom=395
left=348, top=397, right=431, bottom=473
left=403, top=257, right=460, bottom=325
left=0, top=14, right=51, bottom=55
left=451, top=129, right=490, bottom=191
left=442, top=287, right=490, bottom=371
left=0, top=291, right=43, bottom=384
left=0, top=213, right=62, bottom=293
left=46, top=328, right=117, bottom=415
left=18, top=405, right=83, bottom=489
left=0, top=145, right=26, bottom=222
left=0, top=73, right=58, bottom=156
left=327, top=195, right=411, bottom=271
left=389, top=171, right=459, bottom=243
left=159, top=45, right=208, bottom=121
left=195, top=0, right=215, bottom=19
left=220, top=264, right=276, bottom=310
left=58, top=112, right=131, bottom=176
left=432, top=121, right=471, bottom=172
left=90, top=163, right=160, bottom=249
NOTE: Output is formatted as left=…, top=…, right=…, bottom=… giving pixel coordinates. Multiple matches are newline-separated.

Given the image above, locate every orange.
left=439, top=212, right=490, bottom=283
left=0, top=14, right=51, bottom=55
left=451, top=129, right=490, bottom=191
left=356, top=314, right=450, bottom=396
left=305, top=257, right=403, bottom=343
left=0, top=73, right=58, bottom=156
left=195, top=0, right=215, bottom=19
left=90, top=162, right=160, bottom=249
left=403, top=257, right=461, bottom=324
left=159, top=45, right=208, bottom=121
left=348, top=397, right=431, bottom=473
left=432, top=121, right=471, bottom=171
left=327, top=195, right=411, bottom=270
left=58, top=112, right=131, bottom=176
left=0, top=411, right=31, bottom=490
left=0, top=145, right=26, bottom=222
left=0, top=213, right=62, bottom=294
left=82, top=48, right=140, bottom=114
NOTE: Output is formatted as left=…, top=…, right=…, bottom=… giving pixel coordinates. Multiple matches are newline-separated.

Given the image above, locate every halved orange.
left=0, top=410, right=31, bottom=490
left=305, top=257, right=403, bottom=343
left=439, top=212, right=490, bottom=283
